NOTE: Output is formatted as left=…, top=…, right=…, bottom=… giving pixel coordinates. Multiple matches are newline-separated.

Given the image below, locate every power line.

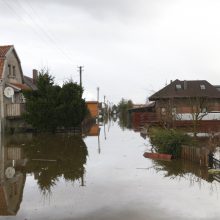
left=1, top=0, right=75, bottom=66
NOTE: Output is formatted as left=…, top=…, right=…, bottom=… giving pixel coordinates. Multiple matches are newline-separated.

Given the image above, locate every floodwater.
left=1, top=120, right=220, bottom=220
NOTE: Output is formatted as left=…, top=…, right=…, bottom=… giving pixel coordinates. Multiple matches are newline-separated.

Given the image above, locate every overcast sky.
left=1, top=0, right=220, bottom=104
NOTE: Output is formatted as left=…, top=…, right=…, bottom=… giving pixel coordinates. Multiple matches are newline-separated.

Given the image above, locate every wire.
left=1, top=0, right=75, bottom=66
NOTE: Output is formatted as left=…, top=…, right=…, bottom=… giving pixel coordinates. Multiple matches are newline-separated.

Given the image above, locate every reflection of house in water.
left=0, top=134, right=28, bottom=216
left=85, top=123, right=101, bottom=154
left=87, top=124, right=100, bottom=136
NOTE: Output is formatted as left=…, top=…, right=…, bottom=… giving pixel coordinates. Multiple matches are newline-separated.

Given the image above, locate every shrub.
left=149, top=128, right=191, bottom=158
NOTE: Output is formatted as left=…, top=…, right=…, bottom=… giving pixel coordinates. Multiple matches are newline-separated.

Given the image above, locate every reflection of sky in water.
left=2, top=122, right=220, bottom=220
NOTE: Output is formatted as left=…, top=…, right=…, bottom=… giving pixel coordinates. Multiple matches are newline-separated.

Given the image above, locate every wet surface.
left=1, top=121, right=220, bottom=219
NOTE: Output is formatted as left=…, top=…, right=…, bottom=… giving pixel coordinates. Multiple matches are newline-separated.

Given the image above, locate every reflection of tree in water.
left=118, top=114, right=130, bottom=130
left=24, top=134, right=88, bottom=194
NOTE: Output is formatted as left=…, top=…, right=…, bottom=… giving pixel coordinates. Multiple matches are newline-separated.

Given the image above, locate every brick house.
left=0, top=45, right=36, bottom=130
left=149, top=79, right=220, bottom=129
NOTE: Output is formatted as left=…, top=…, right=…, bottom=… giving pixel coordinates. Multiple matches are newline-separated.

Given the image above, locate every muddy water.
left=1, top=121, right=220, bottom=220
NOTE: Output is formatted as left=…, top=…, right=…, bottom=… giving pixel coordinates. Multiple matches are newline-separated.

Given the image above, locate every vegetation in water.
left=149, top=128, right=192, bottom=158
left=117, top=98, right=133, bottom=130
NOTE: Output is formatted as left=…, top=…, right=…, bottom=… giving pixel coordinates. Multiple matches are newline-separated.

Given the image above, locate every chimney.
left=33, top=69, right=38, bottom=85
left=170, top=80, right=173, bottom=84
left=183, top=80, right=187, bottom=90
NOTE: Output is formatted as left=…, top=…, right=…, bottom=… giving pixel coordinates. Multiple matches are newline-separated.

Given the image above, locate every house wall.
left=155, top=98, right=220, bottom=121
left=1, top=49, right=25, bottom=120
left=86, top=102, right=98, bottom=118
left=4, top=50, right=23, bottom=84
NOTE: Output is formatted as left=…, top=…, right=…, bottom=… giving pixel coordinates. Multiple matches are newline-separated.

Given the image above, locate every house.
left=149, top=79, right=220, bottom=129
left=86, top=101, right=99, bottom=118
left=0, top=45, right=36, bottom=130
left=128, top=102, right=158, bottom=131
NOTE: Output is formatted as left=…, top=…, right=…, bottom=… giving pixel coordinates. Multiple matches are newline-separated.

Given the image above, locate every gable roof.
left=0, top=45, right=12, bottom=57
left=23, top=75, right=38, bottom=90
left=0, top=45, right=13, bottom=79
left=149, top=79, right=220, bottom=101
left=0, top=59, right=4, bottom=78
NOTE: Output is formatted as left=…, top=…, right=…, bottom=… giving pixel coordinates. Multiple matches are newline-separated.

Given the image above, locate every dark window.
left=12, top=66, right=16, bottom=77
left=8, top=64, right=11, bottom=75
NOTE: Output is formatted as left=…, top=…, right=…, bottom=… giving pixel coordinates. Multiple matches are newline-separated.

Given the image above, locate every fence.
left=181, top=145, right=209, bottom=167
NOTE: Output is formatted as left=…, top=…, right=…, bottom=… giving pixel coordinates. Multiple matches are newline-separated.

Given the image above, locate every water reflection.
left=24, top=134, right=88, bottom=194
left=151, top=159, right=212, bottom=182
left=0, top=132, right=88, bottom=216
left=0, top=135, right=27, bottom=216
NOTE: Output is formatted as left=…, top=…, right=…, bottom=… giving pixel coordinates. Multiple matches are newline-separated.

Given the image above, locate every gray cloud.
left=1, top=0, right=220, bottom=103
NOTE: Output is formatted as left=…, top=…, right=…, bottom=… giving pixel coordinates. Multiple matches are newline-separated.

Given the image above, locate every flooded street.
left=1, top=121, right=220, bottom=220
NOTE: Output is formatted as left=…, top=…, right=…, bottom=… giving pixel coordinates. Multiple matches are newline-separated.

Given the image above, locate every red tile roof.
left=0, top=45, right=12, bottom=57
left=0, top=45, right=13, bottom=79
left=0, top=59, right=4, bottom=79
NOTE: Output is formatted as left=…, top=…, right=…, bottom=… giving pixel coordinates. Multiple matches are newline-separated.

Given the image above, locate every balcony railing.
left=6, top=103, right=26, bottom=117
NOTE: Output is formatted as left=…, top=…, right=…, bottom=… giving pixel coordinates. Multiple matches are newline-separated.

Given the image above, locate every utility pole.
left=78, top=66, right=83, bottom=87
left=97, top=87, right=99, bottom=102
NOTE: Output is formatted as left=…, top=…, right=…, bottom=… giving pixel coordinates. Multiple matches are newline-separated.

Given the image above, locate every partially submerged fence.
left=181, top=145, right=209, bottom=167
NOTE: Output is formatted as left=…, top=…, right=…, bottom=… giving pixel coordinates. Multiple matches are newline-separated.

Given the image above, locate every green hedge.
left=149, top=128, right=191, bottom=158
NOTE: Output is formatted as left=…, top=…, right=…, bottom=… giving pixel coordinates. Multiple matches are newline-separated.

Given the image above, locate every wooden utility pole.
left=97, top=87, right=99, bottom=102
left=78, top=66, right=83, bottom=87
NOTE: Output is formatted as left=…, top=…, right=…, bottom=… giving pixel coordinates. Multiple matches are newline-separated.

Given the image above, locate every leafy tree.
left=23, top=71, right=88, bottom=132
left=24, top=70, right=61, bottom=132
left=117, top=98, right=133, bottom=116
left=117, top=98, right=133, bottom=129
left=57, top=81, right=88, bottom=128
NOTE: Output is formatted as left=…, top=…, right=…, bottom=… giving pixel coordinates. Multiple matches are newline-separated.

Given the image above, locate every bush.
left=23, top=70, right=88, bottom=132
left=149, top=128, right=191, bottom=158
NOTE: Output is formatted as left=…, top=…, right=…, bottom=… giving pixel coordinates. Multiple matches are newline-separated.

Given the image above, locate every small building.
left=86, top=101, right=99, bottom=118
left=128, top=102, right=158, bottom=131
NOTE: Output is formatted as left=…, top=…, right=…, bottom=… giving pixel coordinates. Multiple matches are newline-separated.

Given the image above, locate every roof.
left=86, top=101, right=98, bottom=104
left=128, top=102, right=155, bottom=112
left=23, top=75, right=38, bottom=91
left=10, top=82, right=31, bottom=91
left=0, top=45, right=14, bottom=79
left=0, top=59, right=4, bottom=79
left=0, top=45, right=12, bottom=57
left=149, top=79, right=220, bottom=100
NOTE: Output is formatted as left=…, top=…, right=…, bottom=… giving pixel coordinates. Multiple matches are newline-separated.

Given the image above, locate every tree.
left=57, top=81, right=88, bottom=128
left=117, top=98, right=133, bottom=116
left=188, top=96, right=209, bottom=136
left=23, top=71, right=88, bottom=132
left=117, top=98, right=133, bottom=129
left=24, top=69, right=61, bottom=132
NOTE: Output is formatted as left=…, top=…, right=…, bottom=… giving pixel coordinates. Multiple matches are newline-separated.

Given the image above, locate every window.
left=200, top=85, right=206, bottom=90
left=12, top=66, right=16, bottom=77
left=176, top=84, right=182, bottom=90
left=8, top=65, right=11, bottom=75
